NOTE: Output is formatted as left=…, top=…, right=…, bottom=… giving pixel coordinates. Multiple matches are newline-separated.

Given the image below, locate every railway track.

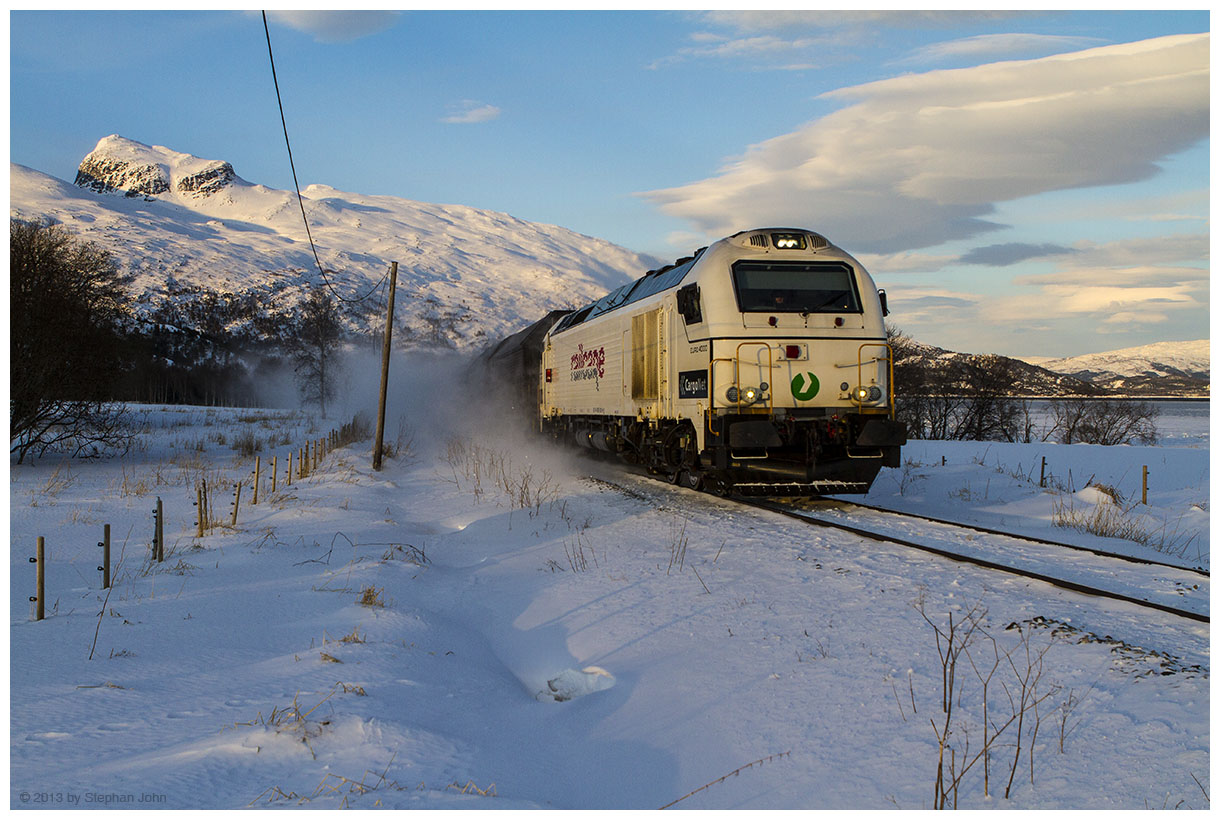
left=739, top=497, right=1210, bottom=624
left=805, top=497, right=1209, bottom=576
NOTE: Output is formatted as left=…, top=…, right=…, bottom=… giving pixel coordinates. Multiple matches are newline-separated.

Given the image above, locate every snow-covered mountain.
left=1023, top=340, right=1209, bottom=381
left=11, top=135, right=659, bottom=349
left=893, top=337, right=1103, bottom=397
left=894, top=335, right=1209, bottom=398
left=1020, top=340, right=1209, bottom=396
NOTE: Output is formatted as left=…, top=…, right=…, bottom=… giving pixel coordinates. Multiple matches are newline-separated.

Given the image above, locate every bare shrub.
left=380, top=414, right=414, bottom=460
left=233, top=689, right=337, bottom=760
left=380, top=543, right=428, bottom=565
left=28, top=461, right=77, bottom=504
left=232, top=428, right=263, bottom=457
left=1052, top=495, right=1149, bottom=543
left=444, top=437, right=558, bottom=516
left=337, top=626, right=365, bottom=644
left=117, top=463, right=151, bottom=498
left=667, top=518, right=689, bottom=575
left=1051, top=495, right=1200, bottom=557
left=912, top=595, right=1062, bottom=807
left=564, top=530, right=598, bottom=573
left=357, top=586, right=385, bottom=608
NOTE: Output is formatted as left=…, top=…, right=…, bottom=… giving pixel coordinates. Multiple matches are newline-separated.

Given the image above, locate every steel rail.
left=743, top=499, right=1209, bottom=625
left=800, top=497, right=1209, bottom=578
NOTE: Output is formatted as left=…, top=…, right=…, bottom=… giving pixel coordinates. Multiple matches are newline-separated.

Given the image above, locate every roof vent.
left=808, top=233, right=828, bottom=249
left=749, top=233, right=769, bottom=248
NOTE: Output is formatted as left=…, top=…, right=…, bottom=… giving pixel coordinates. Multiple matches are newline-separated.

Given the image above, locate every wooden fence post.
left=271, top=455, right=278, bottom=494
left=1142, top=466, right=1149, bottom=505
left=196, top=485, right=204, bottom=537
left=253, top=456, right=261, bottom=505
left=154, top=496, right=165, bottom=562
left=1040, top=456, right=1046, bottom=488
left=201, top=478, right=209, bottom=532
left=98, top=524, right=111, bottom=589
left=287, top=451, right=293, bottom=486
left=231, top=482, right=242, bottom=527
left=32, top=537, right=45, bottom=621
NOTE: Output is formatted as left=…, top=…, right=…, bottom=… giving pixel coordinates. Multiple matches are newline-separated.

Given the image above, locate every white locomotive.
left=481, top=228, right=905, bottom=495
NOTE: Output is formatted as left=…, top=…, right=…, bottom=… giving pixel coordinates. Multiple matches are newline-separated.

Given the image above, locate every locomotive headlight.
left=727, top=385, right=764, bottom=405
left=771, top=232, right=807, bottom=250
left=854, top=385, right=884, bottom=404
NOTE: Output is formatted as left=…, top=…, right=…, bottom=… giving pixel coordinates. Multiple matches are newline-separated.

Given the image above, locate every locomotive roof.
left=550, top=246, right=707, bottom=335
left=550, top=227, right=840, bottom=336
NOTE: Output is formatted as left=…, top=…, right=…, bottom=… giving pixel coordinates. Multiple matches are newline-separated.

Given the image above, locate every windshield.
left=731, top=261, right=861, bottom=313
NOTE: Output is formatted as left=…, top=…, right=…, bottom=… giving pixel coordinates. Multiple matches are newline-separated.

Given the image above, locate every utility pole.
left=372, top=261, right=398, bottom=471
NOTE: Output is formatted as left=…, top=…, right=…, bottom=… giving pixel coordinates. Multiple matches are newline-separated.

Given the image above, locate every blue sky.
left=8, top=10, right=1210, bottom=357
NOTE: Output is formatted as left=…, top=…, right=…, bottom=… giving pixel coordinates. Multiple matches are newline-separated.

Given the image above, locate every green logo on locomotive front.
left=791, top=372, right=820, bottom=401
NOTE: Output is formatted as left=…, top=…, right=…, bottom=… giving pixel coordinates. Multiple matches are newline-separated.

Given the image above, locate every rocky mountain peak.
left=74, top=135, right=237, bottom=199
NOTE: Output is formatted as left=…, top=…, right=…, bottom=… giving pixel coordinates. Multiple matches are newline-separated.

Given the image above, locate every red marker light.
left=785, top=345, right=800, bottom=360
left=834, top=317, right=844, bottom=327
left=768, top=316, right=778, bottom=327
left=545, top=369, right=553, bottom=383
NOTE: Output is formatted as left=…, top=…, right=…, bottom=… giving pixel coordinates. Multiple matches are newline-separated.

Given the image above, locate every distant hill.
left=894, top=337, right=1100, bottom=397
left=898, top=337, right=1209, bottom=398
left=1019, top=340, right=1209, bottom=396
left=11, top=135, right=658, bottom=351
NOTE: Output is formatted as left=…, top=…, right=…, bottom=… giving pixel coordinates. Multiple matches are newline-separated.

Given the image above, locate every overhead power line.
left=261, top=10, right=390, bottom=305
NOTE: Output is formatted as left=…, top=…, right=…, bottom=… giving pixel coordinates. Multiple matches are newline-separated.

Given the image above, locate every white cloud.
left=982, top=238, right=1208, bottom=326
left=685, top=34, right=827, bottom=58
left=881, top=232, right=1208, bottom=353
left=899, top=33, right=1104, bottom=64
left=647, top=30, right=835, bottom=70
left=855, top=250, right=958, bottom=275
left=1101, top=311, right=1170, bottom=326
left=263, top=11, right=399, bottom=44
left=657, top=11, right=1028, bottom=70
left=642, top=34, right=1209, bottom=254
left=442, top=101, right=503, bottom=125
left=1055, top=233, right=1209, bottom=271
left=702, top=11, right=1023, bottom=33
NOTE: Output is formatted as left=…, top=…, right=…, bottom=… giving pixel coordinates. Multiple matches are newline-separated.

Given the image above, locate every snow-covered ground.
left=9, top=399, right=1209, bottom=809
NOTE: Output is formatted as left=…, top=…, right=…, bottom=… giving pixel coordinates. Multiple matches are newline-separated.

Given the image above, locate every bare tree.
left=889, top=324, right=944, bottom=439
left=890, top=326, right=1040, bottom=444
left=1046, top=398, right=1158, bottom=446
left=950, top=355, right=1021, bottom=443
left=10, top=219, right=134, bottom=463
left=293, top=286, right=343, bottom=418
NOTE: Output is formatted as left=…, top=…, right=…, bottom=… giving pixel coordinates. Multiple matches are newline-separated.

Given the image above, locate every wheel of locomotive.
left=661, top=422, right=698, bottom=487
left=678, top=468, right=704, bottom=491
